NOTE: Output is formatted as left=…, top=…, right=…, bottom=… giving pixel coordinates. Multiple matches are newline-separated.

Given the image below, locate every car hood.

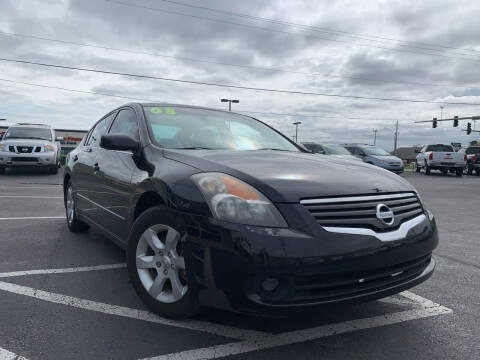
left=165, top=149, right=415, bottom=203
left=1, top=139, right=52, bottom=147
left=371, top=155, right=402, bottom=162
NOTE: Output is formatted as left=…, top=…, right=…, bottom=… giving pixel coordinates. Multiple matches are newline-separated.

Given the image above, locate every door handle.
left=93, top=163, right=100, bottom=172
left=73, top=155, right=78, bottom=162
left=83, top=147, right=92, bottom=153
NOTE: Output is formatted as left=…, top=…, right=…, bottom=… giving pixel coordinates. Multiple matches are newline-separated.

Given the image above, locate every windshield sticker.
left=150, top=107, right=163, bottom=114
left=165, top=107, right=176, bottom=115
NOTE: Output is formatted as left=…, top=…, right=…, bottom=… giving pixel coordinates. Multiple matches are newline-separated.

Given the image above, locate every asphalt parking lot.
left=0, top=169, right=478, bottom=360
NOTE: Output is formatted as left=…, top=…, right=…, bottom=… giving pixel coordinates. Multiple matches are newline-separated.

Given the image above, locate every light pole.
left=292, top=121, right=301, bottom=143
left=440, top=106, right=444, bottom=120
left=221, top=98, right=239, bottom=111
left=373, top=129, right=377, bottom=145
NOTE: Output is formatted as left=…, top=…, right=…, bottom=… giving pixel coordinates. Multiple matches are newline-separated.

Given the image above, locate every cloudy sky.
left=1, top=0, right=480, bottom=150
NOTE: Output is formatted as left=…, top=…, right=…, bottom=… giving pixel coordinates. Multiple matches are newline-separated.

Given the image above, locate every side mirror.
left=415, top=149, right=421, bottom=153
left=56, top=136, right=63, bottom=141
left=100, top=134, right=140, bottom=153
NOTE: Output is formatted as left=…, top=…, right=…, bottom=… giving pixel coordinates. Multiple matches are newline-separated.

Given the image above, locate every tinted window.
left=466, top=147, right=480, bottom=154
left=322, top=144, right=351, bottom=155
left=361, top=146, right=390, bottom=156
left=426, top=145, right=454, bottom=152
left=5, top=127, right=52, bottom=141
left=109, top=109, right=139, bottom=139
left=144, top=106, right=298, bottom=151
left=302, top=143, right=325, bottom=153
left=87, top=113, right=115, bottom=147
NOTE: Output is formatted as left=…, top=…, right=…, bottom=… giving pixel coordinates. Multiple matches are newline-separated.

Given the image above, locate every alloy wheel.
left=66, top=186, right=75, bottom=225
left=136, top=224, right=188, bottom=303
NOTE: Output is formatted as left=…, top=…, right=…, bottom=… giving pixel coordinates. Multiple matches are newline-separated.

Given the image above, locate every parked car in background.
left=0, top=123, right=62, bottom=174
left=64, top=103, right=437, bottom=319
left=460, top=145, right=480, bottom=175
left=415, top=144, right=466, bottom=177
left=342, top=144, right=404, bottom=174
left=302, top=142, right=362, bottom=162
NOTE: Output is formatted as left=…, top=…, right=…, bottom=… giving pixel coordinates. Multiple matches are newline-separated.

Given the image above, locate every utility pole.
left=292, top=121, right=301, bottom=143
left=393, top=120, right=399, bottom=152
left=220, top=98, right=239, bottom=111
left=373, top=129, right=377, bottom=146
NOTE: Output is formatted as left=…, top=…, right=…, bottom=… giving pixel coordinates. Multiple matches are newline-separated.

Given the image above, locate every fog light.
left=261, top=278, right=279, bottom=292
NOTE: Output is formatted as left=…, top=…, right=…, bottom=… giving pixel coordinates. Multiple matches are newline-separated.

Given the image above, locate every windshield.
left=5, top=127, right=52, bottom=141
left=322, top=144, right=352, bottom=155
left=361, top=146, right=391, bottom=156
left=426, top=144, right=454, bottom=152
left=144, top=106, right=299, bottom=151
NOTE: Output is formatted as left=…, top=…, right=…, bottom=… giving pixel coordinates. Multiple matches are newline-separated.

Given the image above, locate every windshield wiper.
left=255, top=148, right=291, bottom=151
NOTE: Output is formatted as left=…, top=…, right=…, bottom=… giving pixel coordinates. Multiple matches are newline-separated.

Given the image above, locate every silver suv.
left=0, top=123, right=62, bottom=174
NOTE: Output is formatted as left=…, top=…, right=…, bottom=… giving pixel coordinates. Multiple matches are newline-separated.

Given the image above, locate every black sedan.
left=64, top=103, right=438, bottom=319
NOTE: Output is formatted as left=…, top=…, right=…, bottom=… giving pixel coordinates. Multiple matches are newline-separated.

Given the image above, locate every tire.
left=65, top=180, right=89, bottom=232
left=456, top=168, right=463, bottom=177
left=127, top=206, right=199, bottom=319
left=415, top=161, right=420, bottom=172
left=466, top=165, right=473, bottom=175
left=476, top=169, right=480, bottom=176
left=0, top=167, right=5, bottom=175
left=424, top=161, right=431, bottom=175
left=441, top=169, right=448, bottom=176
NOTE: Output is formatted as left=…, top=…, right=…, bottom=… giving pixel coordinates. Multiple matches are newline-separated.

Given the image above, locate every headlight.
left=0, top=144, right=5, bottom=152
left=191, top=172, right=287, bottom=227
left=44, top=144, right=56, bottom=152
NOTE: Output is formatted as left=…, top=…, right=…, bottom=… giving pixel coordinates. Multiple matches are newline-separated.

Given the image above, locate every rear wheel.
left=456, top=168, right=463, bottom=177
left=65, top=181, right=89, bottom=232
left=441, top=169, right=448, bottom=175
left=424, top=161, right=431, bottom=175
left=466, top=164, right=473, bottom=175
left=415, top=161, right=420, bottom=172
left=127, top=206, right=199, bottom=319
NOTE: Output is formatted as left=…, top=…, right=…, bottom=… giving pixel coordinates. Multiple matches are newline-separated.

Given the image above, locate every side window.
left=108, top=109, right=139, bottom=139
left=86, top=112, right=116, bottom=146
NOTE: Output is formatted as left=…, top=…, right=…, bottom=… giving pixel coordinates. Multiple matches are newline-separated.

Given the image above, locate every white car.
left=415, top=144, right=466, bottom=176
left=0, top=123, right=62, bottom=174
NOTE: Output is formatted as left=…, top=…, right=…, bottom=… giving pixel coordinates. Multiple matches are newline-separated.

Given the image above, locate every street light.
left=221, top=98, right=239, bottom=111
left=292, top=121, right=301, bottom=143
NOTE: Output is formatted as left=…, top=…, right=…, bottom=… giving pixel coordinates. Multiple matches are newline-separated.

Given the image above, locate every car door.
left=93, top=108, right=140, bottom=240
left=72, top=112, right=115, bottom=220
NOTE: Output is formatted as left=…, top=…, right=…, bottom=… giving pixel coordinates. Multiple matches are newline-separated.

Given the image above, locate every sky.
left=1, top=0, right=480, bottom=150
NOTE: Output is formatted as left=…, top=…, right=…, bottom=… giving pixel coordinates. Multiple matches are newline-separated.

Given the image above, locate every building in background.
left=391, top=146, right=422, bottom=164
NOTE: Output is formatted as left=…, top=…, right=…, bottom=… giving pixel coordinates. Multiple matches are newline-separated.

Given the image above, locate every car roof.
left=124, top=102, right=253, bottom=118
left=10, top=123, right=52, bottom=128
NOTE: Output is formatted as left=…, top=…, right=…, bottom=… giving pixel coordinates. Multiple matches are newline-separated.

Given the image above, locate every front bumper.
left=0, top=151, right=57, bottom=168
left=376, top=163, right=404, bottom=173
left=182, top=208, right=438, bottom=316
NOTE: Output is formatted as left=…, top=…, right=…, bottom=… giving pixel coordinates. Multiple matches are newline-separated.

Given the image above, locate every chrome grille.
left=301, top=192, right=424, bottom=231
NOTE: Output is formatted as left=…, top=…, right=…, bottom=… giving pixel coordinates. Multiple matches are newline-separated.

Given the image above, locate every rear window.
left=426, top=145, right=454, bottom=152
left=466, top=147, right=480, bottom=154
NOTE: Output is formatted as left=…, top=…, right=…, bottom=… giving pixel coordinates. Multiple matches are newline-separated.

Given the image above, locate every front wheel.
left=127, top=206, right=199, bottom=319
left=65, top=181, right=89, bottom=232
left=424, top=162, right=431, bottom=175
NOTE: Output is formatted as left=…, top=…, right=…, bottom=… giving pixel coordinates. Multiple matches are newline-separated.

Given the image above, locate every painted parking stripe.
left=0, top=281, right=265, bottom=341
left=0, top=263, right=127, bottom=278
left=0, top=216, right=65, bottom=220
left=142, top=292, right=452, bottom=360
left=0, top=196, right=62, bottom=198
left=0, top=347, right=29, bottom=360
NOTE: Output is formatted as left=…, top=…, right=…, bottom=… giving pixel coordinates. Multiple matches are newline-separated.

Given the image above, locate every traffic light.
left=453, top=116, right=459, bottom=127
left=467, top=122, right=472, bottom=135
left=432, top=117, right=437, bottom=128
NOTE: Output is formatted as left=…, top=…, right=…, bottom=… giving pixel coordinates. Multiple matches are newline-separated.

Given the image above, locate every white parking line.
left=0, top=263, right=127, bottom=278
left=0, top=281, right=264, bottom=341
left=0, top=196, right=62, bottom=198
left=142, top=292, right=452, bottom=360
left=0, top=216, right=65, bottom=220
left=0, top=347, right=29, bottom=360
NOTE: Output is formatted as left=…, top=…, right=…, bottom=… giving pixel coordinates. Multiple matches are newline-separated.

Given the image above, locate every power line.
left=0, top=30, right=473, bottom=89
left=106, top=0, right=480, bottom=63
left=155, top=0, right=480, bottom=56
left=0, top=77, right=436, bottom=123
left=2, top=57, right=480, bottom=105
left=0, top=58, right=480, bottom=106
